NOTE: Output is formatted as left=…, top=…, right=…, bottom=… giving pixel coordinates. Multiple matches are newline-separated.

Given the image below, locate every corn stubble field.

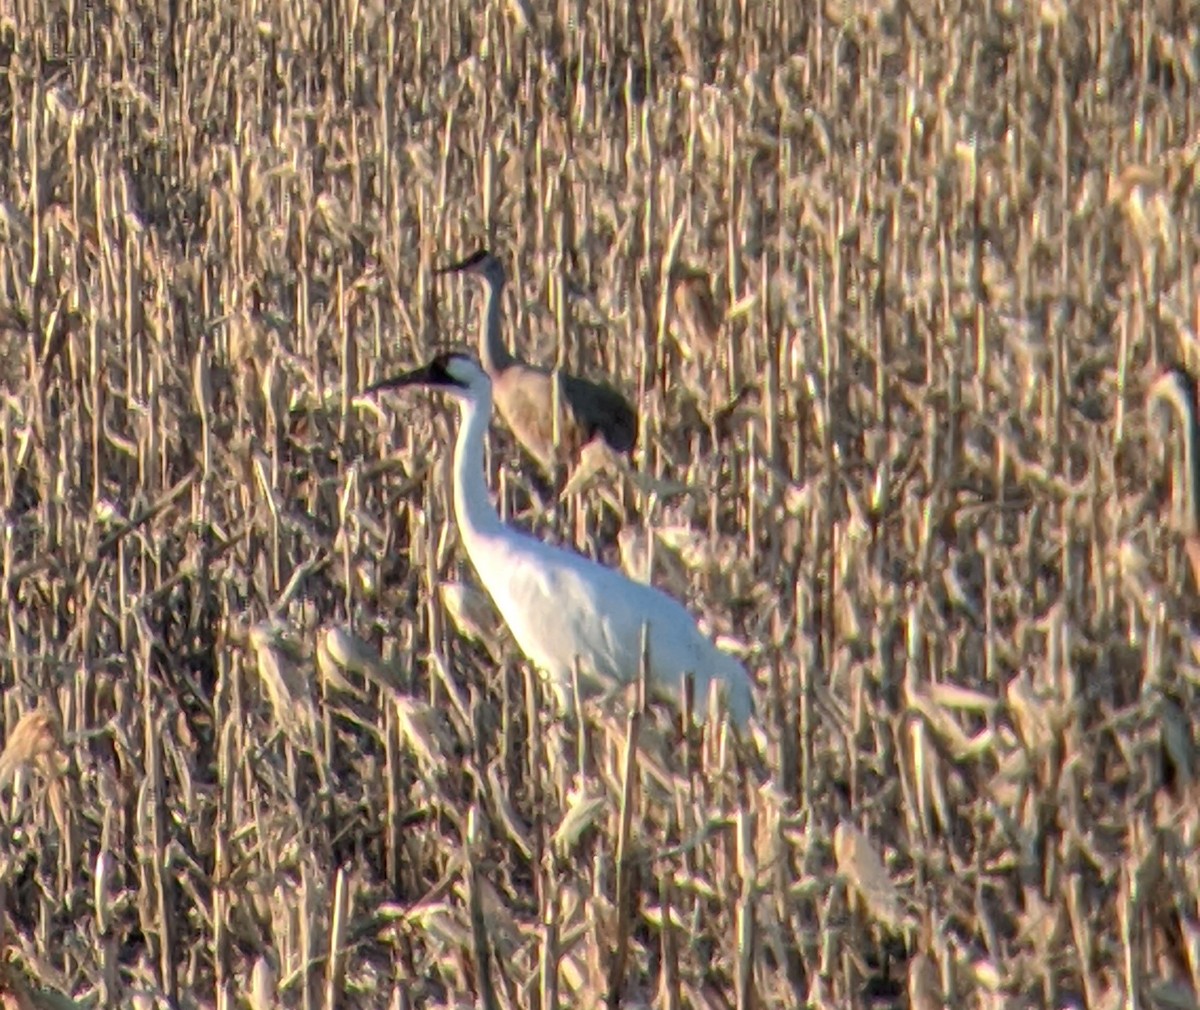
left=0, top=0, right=1199, bottom=1006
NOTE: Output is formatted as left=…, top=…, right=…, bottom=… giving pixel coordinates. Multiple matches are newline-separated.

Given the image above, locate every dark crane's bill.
left=435, top=249, right=491, bottom=275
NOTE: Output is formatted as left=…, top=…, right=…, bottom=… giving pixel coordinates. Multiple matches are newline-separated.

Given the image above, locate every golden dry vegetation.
left=0, top=0, right=1198, bottom=1007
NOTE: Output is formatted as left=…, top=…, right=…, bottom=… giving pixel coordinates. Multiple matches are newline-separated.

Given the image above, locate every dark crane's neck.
left=477, top=275, right=515, bottom=376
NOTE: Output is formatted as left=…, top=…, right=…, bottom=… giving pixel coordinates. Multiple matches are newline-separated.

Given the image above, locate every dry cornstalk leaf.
left=926, top=681, right=998, bottom=715
left=559, top=439, right=622, bottom=499
left=246, top=622, right=319, bottom=752
left=551, top=784, right=608, bottom=859
left=405, top=901, right=471, bottom=949
left=616, top=526, right=689, bottom=595
left=0, top=959, right=81, bottom=1010
left=439, top=581, right=503, bottom=657
left=1159, top=695, right=1196, bottom=793
left=484, top=762, right=533, bottom=861
left=393, top=696, right=455, bottom=779
left=0, top=200, right=31, bottom=242
left=617, top=459, right=703, bottom=501
left=669, top=265, right=722, bottom=363
left=833, top=821, right=904, bottom=935
left=907, top=952, right=942, bottom=1010
left=0, top=710, right=65, bottom=790
left=314, top=633, right=366, bottom=699
left=965, top=958, right=1003, bottom=992
left=451, top=871, right=523, bottom=958
left=905, top=681, right=989, bottom=761
left=1005, top=676, right=1056, bottom=755
left=1148, top=980, right=1200, bottom=1010
left=909, top=718, right=951, bottom=836
left=317, top=624, right=407, bottom=697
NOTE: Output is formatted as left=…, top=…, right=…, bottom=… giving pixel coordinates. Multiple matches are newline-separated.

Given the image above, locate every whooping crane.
left=365, top=351, right=755, bottom=726
left=434, top=249, right=638, bottom=482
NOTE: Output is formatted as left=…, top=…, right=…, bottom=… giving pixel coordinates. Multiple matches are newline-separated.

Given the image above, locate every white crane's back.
left=466, top=522, right=751, bottom=721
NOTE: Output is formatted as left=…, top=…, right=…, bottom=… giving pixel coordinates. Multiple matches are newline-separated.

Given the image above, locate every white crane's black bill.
left=362, top=366, right=429, bottom=395
left=434, top=249, right=491, bottom=275
left=363, top=355, right=468, bottom=394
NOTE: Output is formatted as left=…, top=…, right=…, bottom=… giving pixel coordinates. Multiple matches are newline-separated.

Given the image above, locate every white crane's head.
left=364, top=351, right=492, bottom=402
left=435, top=249, right=507, bottom=290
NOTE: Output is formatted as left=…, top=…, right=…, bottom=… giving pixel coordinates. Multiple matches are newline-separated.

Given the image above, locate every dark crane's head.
left=364, top=351, right=492, bottom=404
left=435, top=249, right=507, bottom=290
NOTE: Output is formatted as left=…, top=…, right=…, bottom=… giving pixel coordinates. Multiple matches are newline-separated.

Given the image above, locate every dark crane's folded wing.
left=561, top=373, right=638, bottom=455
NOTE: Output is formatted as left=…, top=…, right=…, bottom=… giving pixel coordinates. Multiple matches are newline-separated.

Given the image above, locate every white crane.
left=365, top=352, right=755, bottom=727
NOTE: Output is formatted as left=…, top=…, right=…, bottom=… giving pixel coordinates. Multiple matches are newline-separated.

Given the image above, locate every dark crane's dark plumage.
left=434, top=250, right=638, bottom=480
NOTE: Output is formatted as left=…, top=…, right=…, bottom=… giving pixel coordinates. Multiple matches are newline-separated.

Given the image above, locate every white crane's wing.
left=470, top=530, right=753, bottom=722
left=471, top=532, right=662, bottom=681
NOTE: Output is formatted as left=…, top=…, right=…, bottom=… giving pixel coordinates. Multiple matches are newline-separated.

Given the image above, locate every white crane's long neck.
left=478, top=277, right=514, bottom=375
left=452, top=389, right=505, bottom=546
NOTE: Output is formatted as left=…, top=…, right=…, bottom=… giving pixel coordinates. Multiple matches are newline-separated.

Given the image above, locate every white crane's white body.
left=368, top=354, right=755, bottom=726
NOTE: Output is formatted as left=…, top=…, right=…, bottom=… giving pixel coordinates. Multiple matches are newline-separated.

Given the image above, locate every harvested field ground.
left=0, top=0, right=1199, bottom=1007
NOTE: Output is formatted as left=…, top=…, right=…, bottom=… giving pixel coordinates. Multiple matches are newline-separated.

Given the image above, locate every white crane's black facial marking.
left=363, top=352, right=476, bottom=394
left=435, top=352, right=484, bottom=387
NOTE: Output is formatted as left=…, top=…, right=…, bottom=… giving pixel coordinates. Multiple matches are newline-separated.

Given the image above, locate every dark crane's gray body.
left=435, top=250, right=638, bottom=479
